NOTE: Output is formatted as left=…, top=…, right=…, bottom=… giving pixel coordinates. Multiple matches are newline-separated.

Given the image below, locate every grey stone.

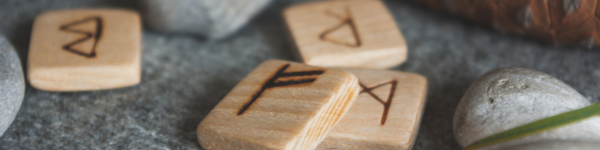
left=140, top=0, right=272, bottom=39
left=1, top=0, right=600, bottom=149
left=454, top=68, right=600, bottom=150
left=0, top=35, right=25, bottom=137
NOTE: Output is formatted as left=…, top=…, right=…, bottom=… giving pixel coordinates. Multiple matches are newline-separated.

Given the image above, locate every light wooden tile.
left=28, top=9, right=141, bottom=91
left=284, top=0, right=407, bottom=69
left=196, top=60, right=360, bottom=150
left=317, top=68, right=428, bottom=150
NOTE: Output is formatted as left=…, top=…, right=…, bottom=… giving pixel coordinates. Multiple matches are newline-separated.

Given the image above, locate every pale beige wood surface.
left=284, top=0, right=407, bottom=69
left=28, top=9, right=141, bottom=91
left=317, top=68, right=428, bottom=150
left=196, top=60, right=360, bottom=150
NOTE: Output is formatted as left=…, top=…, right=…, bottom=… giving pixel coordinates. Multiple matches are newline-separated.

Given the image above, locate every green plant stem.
left=464, top=102, right=600, bottom=150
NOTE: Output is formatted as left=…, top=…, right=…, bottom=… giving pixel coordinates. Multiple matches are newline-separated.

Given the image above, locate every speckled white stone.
left=454, top=68, right=600, bottom=150
left=140, top=0, right=272, bottom=39
left=0, top=35, right=25, bottom=137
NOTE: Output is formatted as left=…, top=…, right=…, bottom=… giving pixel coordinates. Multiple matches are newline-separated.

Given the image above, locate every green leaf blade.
left=464, top=102, right=600, bottom=150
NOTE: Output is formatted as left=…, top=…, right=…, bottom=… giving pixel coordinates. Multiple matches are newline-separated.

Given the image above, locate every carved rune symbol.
left=359, top=80, right=398, bottom=125
left=237, top=64, right=324, bottom=115
left=319, top=7, right=361, bottom=47
left=59, top=16, right=103, bottom=58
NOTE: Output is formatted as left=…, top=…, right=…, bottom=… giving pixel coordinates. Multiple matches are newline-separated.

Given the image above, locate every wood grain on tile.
left=317, top=68, right=428, bottom=150
left=196, top=60, right=360, bottom=150
left=284, top=0, right=407, bottom=69
left=28, top=9, right=141, bottom=91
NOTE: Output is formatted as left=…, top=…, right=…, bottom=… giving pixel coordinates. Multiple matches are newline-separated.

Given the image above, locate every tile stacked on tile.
left=197, top=60, right=360, bottom=150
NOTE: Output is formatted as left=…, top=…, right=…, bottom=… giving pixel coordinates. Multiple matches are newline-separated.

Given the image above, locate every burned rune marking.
left=237, top=64, right=324, bottom=115
left=319, top=7, right=361, bottom=47
left=59, top=16, right=103, bottom=58
left=359, top=80, right=398, bottom=125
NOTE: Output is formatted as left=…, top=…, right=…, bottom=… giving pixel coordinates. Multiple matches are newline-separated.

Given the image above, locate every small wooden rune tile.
left=196, top=60, right=360, bottom=150
left=284, top=0, right=407, bottom=69
left=317, top=68, right=428, bottom=150
left=28, top=9, right=141, bottom=91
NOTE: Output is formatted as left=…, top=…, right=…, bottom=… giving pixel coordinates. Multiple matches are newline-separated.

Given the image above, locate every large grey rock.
left=0, top=35, right=25, bottom=137
left=140, top=0, right=272, bottom=39
left=454, top=68, right=600, bottom=150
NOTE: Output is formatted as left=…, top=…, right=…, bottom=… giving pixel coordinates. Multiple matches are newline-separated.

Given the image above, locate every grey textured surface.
left=454, top=68, right=600, bottom=150
left=140, top=0, right=272, bottom=39
left=0, top=35, right=25, bottom=137
left=0, top=0, right=599, bottom=149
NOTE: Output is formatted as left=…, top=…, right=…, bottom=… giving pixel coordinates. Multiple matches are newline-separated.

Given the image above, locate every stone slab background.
left=1, top=0, right=599, bottom=149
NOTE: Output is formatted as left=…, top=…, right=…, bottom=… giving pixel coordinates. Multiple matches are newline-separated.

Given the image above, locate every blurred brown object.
left=411, top=0, right=600, bottom=48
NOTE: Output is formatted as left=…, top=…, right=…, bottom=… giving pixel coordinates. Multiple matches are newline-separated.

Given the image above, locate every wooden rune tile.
left=28, top=9, right=141, bottom=91
left=196, top=60, right=360, bottom=150
left=284, top=0, right=407, bottom=69
left=317, top=68, right=428, bottom=150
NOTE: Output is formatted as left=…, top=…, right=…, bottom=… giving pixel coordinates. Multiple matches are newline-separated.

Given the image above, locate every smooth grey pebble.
left=454, top=67, right=600, bottom=150
left=0, top=35, right=25, bottom=137
left=140, top=0, right=272, bottom=39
